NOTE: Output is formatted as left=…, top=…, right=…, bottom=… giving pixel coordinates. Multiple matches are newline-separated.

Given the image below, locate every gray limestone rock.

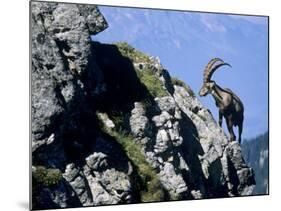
left=31, top=1, right=256, bottom=208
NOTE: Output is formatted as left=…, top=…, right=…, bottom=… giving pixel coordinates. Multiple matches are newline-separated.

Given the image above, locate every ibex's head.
left=199, top=58, right=231, bottom=97
left=199, top=81, right=216, bottom=96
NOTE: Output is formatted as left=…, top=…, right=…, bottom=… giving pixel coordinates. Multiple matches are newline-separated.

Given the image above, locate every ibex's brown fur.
left=199, top=58, right=244, bottom=144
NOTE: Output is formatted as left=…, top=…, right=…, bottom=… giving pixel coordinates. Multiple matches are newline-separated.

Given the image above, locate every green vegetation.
left=115, top=42, right=151, bottom=63
left=136, top=69, right=168, bottom=98
left=171, top=77, right=195, bottom=97
left=32, top=166, right=63, bottom=209
left=32, top=166, right=62, bottom=187
left=116, top=42, right=168, bottom=98
left=169, top=192, right=181, bottom=201
left=100, top=123, right=165, bottom=202
left=111, top=130, right=165, bottom=202
left=96, top=43, right=186, bottom=202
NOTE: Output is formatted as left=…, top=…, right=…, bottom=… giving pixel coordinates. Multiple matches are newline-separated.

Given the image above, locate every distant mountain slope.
left=242, top=132, right=269, bottom=194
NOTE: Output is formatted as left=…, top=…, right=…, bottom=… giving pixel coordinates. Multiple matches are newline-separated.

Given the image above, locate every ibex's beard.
left=199, top=87, right=208, bottom=96
left=200, top=93, right=208, bottom=97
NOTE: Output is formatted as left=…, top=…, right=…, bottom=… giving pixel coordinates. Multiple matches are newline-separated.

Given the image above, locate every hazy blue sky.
left=92, top=6, right=268, bottom=140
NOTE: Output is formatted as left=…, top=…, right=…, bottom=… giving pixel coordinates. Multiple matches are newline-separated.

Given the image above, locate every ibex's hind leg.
left=226, top=118, right=236, bottom=142
left=238, top=122, right=243, bottom=144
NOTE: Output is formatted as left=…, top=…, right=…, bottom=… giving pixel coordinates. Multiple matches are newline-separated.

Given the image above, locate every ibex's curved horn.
left=203, top=58, right=231, bottom=83
left=203, top=58, right=223, bottom=83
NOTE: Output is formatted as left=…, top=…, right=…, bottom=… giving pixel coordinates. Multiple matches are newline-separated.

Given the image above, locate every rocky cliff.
left=31, top=2, right=255, bottom=209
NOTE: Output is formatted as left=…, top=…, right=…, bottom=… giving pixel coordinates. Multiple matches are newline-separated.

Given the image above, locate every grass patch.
left=115, top=42, right=151, bottom=63
left=101, top=126, right=165, bottom=202
left=171, top=77, right=195, bottom=97
left=136, top=68, right=168, bottom=98
left=32, top=166, right=62, bottom=187
left=115, top=42, right=168, bottom=98
left=112, top=130, right=165, bottom=202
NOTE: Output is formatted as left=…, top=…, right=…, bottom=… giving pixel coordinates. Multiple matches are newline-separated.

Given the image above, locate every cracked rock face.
left=31, top=2, right=108, bottom=151
left=31, top=1, right=255, bottom=209
left=31, top=2, right=132, bottom=209
left=127, top=64, right=255, bottom=199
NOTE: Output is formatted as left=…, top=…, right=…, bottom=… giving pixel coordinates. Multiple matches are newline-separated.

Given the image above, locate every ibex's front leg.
left=226, top=116, right=236, bottom=142
left=218, top=110, right=223, bottom=127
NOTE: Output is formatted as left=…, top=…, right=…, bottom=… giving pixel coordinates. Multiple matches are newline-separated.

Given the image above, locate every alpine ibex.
left=199, top=58, right=244, bottom=144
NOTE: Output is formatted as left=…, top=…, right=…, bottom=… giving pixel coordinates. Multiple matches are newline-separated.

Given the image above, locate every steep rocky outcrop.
left=31, top=2, right=255, bottom=209
left=31, top=1, right=134, bottom=208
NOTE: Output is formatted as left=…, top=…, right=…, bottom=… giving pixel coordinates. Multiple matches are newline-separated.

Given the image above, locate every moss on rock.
left=32, top=166, right=63, bottom=187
